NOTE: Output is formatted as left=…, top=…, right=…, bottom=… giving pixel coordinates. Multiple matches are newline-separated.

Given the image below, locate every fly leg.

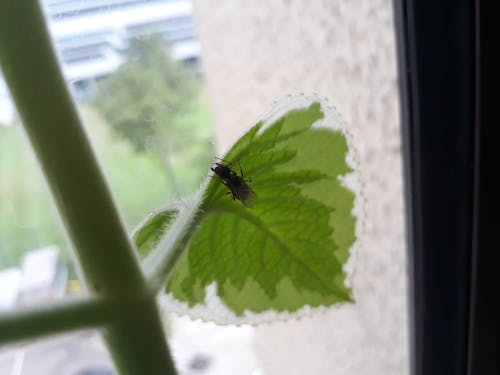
left=238, top=162, right=252, bottom=182
left=215, top=157, right=233, bottom=167
left=211, top=174, right=236, bottom=200
left=224, top=191, right=236, bottom=200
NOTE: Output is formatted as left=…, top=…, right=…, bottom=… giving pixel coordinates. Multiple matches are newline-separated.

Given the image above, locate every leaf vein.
left=211, top=206, right=340, bottom=296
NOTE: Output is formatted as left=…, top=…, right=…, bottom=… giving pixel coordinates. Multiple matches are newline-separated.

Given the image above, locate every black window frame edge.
left=393, top=0, right=499, bottom=374
left=467, top=1, right=499, bottom=374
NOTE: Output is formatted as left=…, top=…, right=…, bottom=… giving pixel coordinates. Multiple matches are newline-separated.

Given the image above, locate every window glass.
left=194, top=1, right=408, bottom=374
left=0, top=1, right=408, bottom=374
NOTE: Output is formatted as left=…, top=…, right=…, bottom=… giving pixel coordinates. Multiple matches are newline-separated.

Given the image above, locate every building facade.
left=0, top=0, right=198, bottom=124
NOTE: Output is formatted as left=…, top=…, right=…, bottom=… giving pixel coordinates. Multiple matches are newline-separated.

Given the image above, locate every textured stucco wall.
left=192, top=1, right=408, bottom=374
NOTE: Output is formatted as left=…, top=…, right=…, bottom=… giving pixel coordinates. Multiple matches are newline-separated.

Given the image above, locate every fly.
left=211, top=161, right=257, bottom=207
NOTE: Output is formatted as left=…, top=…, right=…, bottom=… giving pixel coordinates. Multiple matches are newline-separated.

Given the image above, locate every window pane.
left=1, top=1, right=408, bottom=374
left=0, top=331, right=117, bottom=375
left=194, top=0, right=409, bottom=373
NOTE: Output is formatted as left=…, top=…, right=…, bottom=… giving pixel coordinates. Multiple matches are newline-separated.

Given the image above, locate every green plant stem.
left=142, top=180, right=206, bottom=291
left=0, top=297, right=113, bottom=346
left=0, top=2, right=177, bottom=374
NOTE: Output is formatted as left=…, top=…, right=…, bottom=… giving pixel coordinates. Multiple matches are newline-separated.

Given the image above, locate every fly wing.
left=237, top=183, right=257, bottom=208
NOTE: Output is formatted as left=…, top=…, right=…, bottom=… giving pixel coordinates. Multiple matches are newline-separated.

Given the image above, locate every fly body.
left=211, top=161, right=256, bottom=207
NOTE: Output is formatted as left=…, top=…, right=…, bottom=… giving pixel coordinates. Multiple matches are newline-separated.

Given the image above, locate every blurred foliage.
left=0, top=102, right=213, bottom=270
left=0, top=124, right=65, bottom=267
left=92, top=35, right=209, bottom=195
left=1, top=34, right=214, bottom=270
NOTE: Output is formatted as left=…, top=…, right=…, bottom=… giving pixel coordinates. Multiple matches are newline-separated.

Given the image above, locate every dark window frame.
left=393, top=1, right=499, bottom=374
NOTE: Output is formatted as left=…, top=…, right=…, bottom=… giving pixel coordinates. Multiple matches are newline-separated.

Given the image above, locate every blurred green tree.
left=92, top=35, right=209, bottom=196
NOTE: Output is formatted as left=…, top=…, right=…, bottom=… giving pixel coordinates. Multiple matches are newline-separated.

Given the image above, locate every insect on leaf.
left=136, top=95, right=362, bottom=324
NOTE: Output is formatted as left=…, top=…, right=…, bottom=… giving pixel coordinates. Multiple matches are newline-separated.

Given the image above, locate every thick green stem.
left=0, top=1, right=177, bottom=374
left=0, top=0, right=144, bottom=298
left=0, top=297, right=113, bottom=346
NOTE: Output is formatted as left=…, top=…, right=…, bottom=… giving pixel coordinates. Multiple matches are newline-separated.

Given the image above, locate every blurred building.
left=0, top=267, right=21, bottom=310
left=0, top=78, right=15, bottom=124
left=0, top=0, right=199, bottom=124
left=16, top=245, right=67, bottom=306
left=0, top=246, right=67, bottom=309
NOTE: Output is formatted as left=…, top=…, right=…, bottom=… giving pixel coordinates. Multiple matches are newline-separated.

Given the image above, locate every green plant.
left=0, top=1, right=360, bottom=374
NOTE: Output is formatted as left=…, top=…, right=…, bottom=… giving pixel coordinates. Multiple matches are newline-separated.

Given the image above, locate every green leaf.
left=132, top=207, right=179, bottom=258
left=142, top=95, right=361, bottom=323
